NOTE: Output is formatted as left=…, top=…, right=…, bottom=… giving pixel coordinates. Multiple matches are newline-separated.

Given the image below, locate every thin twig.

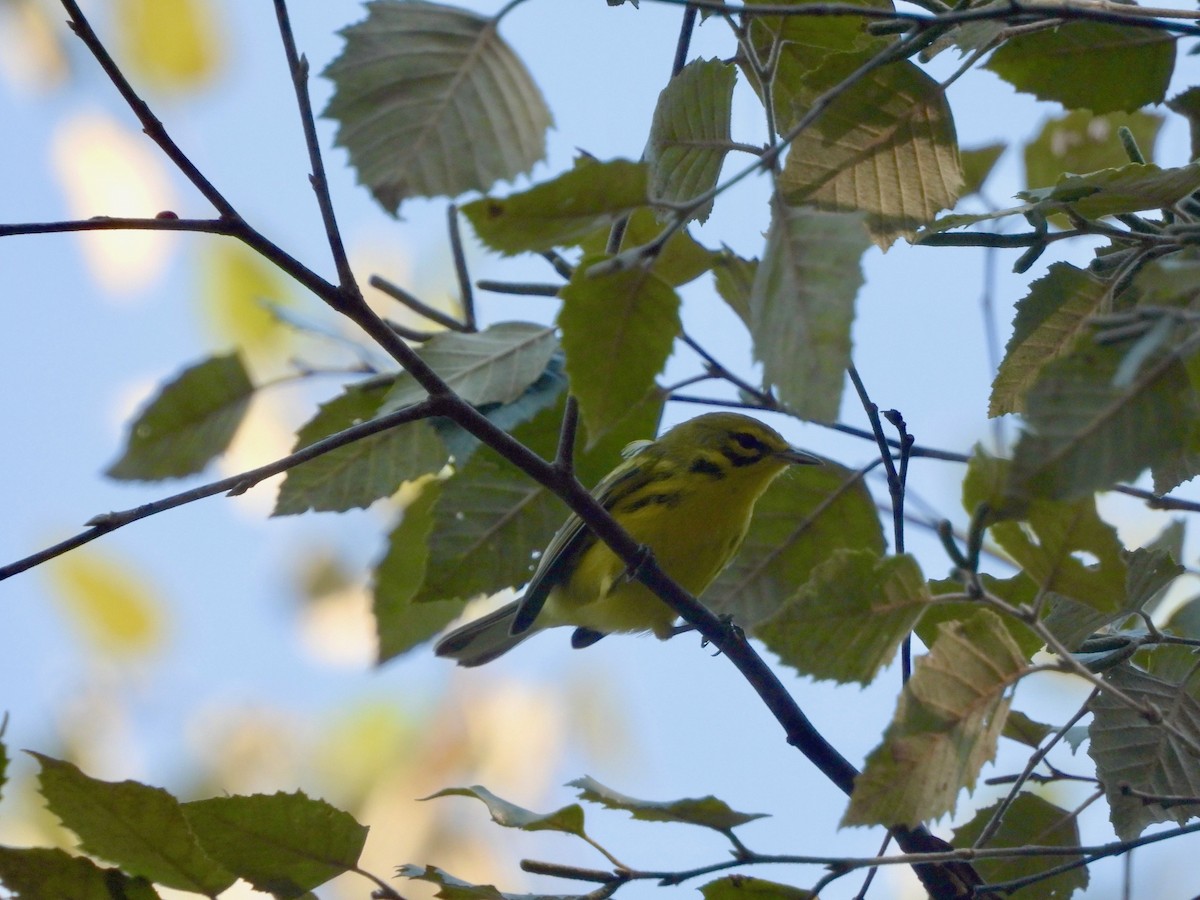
left=555, top=396, right=581, bottom=476
left=476, top=279, right=562, bottom=297
left=369, top=275, right=470, bottom=332
left=447, top=204, right=477, bottom=331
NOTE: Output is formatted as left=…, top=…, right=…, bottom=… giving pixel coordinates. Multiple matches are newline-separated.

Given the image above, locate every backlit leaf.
left=46, top=550, right=165, bottom=655
left=1018, top=162, right=1200, bottom=220
left=700, top=876, right=815, bottom=900
left=1024, top=111, right=1163, bottom=192
left=0, top=847, right=159, bottom=900
left=425, top=785, right=587, bottom=838
left=198, top=241, right=294, bottom=361
left=323, top=0, right=552, bottom=212
left=115, top=0, right=221, bottom=91
left=570, top=776, right=767, bottom=830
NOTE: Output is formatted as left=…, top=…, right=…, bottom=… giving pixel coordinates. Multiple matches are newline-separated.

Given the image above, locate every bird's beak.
left=778, top=447, right=822, bottom=466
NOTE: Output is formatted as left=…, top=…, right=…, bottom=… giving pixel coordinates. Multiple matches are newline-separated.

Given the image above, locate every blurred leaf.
left=1018, top=162, right=1200, bottom=220
left=426, top=786, right=587, bottom=837
left=1164, top=594, right=1200, bottom=640
left=712, top=249, right=756, bottom=328
left=274, top=377, right=447, bottom=515
left=559, top=256, right=679, bottom=437
left=701, top=876, right=814, bottom=900
left=32, top=754, right=234, bottom=895
left=1088, top=666, right=1200, bottom=839
left=46, top=550, right=165, bottom=655
left=183, top=792, right=367, bottom=898
left=844, top=610, right=1026, bottom=827
left=1001, top=711, right=1055, bottom=748
left=759, top=550, right=931, bottom=685
left=923, top=574, right=1043, bottom=659
left=382, top=323, right=560, bottom=412
left=777, top=53, right=961, bottom=245
left=707, top=461, right=885, bottom=628
left=461, top=158, right=647, bottom=254
left=415, top=395, right=662, bottom=605
left=959, top=142, right=1005, bottom=197
left=951, top=794, right=1086, bottom=899
left=323, top=0, right=551, bottom=213
left=1024, top=111, right=1162, bottom=191
left=399, top=864, right=568, bottom=900
left=646, top=58, right=736, bottom=223
left=115, top=0, right=221, bottom=91
left=580, top=208, right=716, bottom=288
left=198, top=241, right=294, bottom=361
left=1167, top=87, right=1200, bottom=160
left=374, top=480, right=464, bottom=663
left=106, top=353, right=252, bottom=481
left=986, top=22, right=1174, bottom=113
left=749, top=203, right=868, bottom=422
left=1006, top=334, right=1199, bottom=503
left=989, top=264, right=1108, bottom=417
left=0, top=846, right=160, bottom=900
left=570, top=775, right=767, bottom=830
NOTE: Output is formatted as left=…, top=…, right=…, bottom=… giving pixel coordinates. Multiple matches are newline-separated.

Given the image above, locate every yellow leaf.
left=199, top=242, right=294, bottom=361
left=115, top=0, right=222, bottom=90
left=46, top=551, right=166, bottom=655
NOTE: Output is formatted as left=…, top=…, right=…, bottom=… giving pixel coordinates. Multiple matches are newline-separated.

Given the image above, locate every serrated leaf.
left=182, top=791, right=368, bottom=898
left=415, top=394, right=663, bottom=606
left=700, top=876, right=814, bottom=900
left=990, top=264, right=1108, bottom=417
left=646, top=58, right=736, bottom=223
left=759, top=550, right=931, bottom=685
left=843, top=610, right=1026, bottom=827
left=749, top=203, right=867, bottom=422
left=777, top=53, right=961, bottom=245
left=922, top=573, right=1043, bottom=659
left=1024, top=111, right=1162, bottom=193
left=425, top=786, right=587, bottom=837
left=1001, top=711, right=1055, bottom=748
left=706, top=461, right=885, bottom=629
left=399, top=864, right=569, bottom=900
left=323, top=0, right=552, bottom=213
left=460, top=158, right=647, bottom=255
left=383, top=323, right=560, bottom=413
left=1018, top=162, right=1200, bottom=220
left=712, top=249, right=756, bottom=327
left=46, top=549, right=165, bottom=655
left=959, top=142, right=1005, bottom=197
left=1006, top=333, right=1200, bottom=503
left=569, top=776, right=766, bottom=831
left=986, top=22, right=1174, bottom=113
left=32, top=754, right=234, bottom=895
left=273, top=377, right=447, bottom=515
left=106, top=353, right=252, bottom=481
left=1087, top=666, right=1200, bottom=839
left=951, top=794, right=1086, bottom=899
left=0, top=846, right=161, bottom=900
left=374, top=480, right=464, bottom=663
left=559, top=257, right=679, bottom=437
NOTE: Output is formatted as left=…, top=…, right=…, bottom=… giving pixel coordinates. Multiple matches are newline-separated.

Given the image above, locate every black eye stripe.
left=733, top=431, right=768, bottom=452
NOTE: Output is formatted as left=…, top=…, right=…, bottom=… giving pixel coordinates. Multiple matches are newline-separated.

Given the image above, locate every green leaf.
left=1006, top=333, right=1200, bottom=503
left=273, top=378, right=448, bottom=516
left=843, top=610, right=1026, bottom=827
left=569, top=776, right=767, bottom=831
left=1001, top=711, right=1055, bottom=748
left=986, top=22, right=1174, bottom=113
left=990, top=263, right=1108, bottom=417
left=1087, top=666, right=1200, bottom=839
left=922, top=574, right=1043, bottom=660
left=700, top=876, right=814, bottom=900
left=106, top=353, right=252, bottom=481
left=706, top=461, right=885, bottom=629
left=1168, top=87, right=1200, bottom=160
left=759, top=551, right=932, bottom=685
left=777, top=53, right=962, bottom=245
left=398, top=864, right=566, bottom=900
left=559, top=257, right=679, bottom=437
left=959, top=142, right=1005, bottom=197
left=951, top=794, right=1086, bottom=899
left=182, top=792, right=368, bottom=898
left=374, top=480, right=464, bottom=663
left=712, top=249, right=756, bottom=328
left=425, top=785, right=587, bottom=838
left=31, top=753, right=234, bottom=895
left=646, top=58, right=736, bottom=223
left=1018, top=162, right=1200, bottom=220
left=322, top=0, right=551, bottom=213
left=0, top=846, right=160, bottom=900
left=1024, top=110, right=1163, bottom=192
left=460, top=158, right=647, bottom=254
left=580, top=207, right=716, bottom=288
left=749, top=203, right=868, bottom=422
left=382, top=322, right=561, bottom=413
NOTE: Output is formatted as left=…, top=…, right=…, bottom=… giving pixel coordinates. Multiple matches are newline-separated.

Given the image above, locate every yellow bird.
left=434, top=411, right=820, bottom=666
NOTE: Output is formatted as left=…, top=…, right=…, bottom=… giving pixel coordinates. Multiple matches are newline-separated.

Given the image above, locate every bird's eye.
left=732, top=431, right=766, bottom=452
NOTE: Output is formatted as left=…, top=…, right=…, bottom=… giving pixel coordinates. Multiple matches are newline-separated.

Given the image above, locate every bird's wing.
left=510, top=444, right=662, bottom=635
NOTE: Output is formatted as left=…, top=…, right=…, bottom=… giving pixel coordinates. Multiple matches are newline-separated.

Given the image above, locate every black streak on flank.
left=689, top=456, right=726, bottom=479
left=619, top=491, right=685, bottom=513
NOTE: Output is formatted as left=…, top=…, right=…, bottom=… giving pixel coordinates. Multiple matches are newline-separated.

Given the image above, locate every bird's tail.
left=433, top=601, right=533, bottom=667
